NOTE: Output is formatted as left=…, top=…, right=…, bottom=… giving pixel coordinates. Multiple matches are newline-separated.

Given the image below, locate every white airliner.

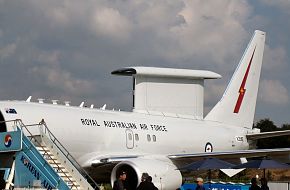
left=1, top=30, right=290, bottom=190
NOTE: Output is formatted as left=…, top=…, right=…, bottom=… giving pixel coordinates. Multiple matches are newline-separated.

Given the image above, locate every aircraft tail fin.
left=205, top=30, right=266, bottom=128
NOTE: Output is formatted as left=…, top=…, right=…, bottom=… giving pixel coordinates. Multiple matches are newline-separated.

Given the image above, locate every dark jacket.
left=261, top=185, right=269, bottom=190
left=195, top=185, right=205, bottom=190
left=137, top=181, right=158, bottom=190
left=249, top=185, right=261, bottom=190
left=113, top=179, right=125, bottom=190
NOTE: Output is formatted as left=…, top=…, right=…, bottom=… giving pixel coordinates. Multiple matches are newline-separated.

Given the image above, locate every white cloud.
left=153, top=0, right=252, bottom=68
left=0, top=0, right=289, bottom=123
left=0, top=43, right=17, bottom=60
left=29, top=65, right=94, bottom=96
left=263, top=45, right=288, bottom=72
left=35, top=1, right=133, bottom=41
left=37, top=51, right=61, bottom=65
left=46, top=7, right=70, bottom=26
left=29, top=50, right=94, bottom=95
left=20, top=0, right=254, bottom=67
left=259, top=79, right=289, bottom=104
left=91, top=7, right=132, bottom=41
left=36, top=0, right=254, bottom=68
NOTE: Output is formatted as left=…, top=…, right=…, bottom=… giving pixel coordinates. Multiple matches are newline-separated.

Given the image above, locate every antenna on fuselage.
left=100, top=104, right=106, bottom=110
left=52, top=100, right=58, bottom=105
left=37, top=98, right=45, bottom=104
left=79, top=102, right=85, bottom=107
left=26, top=96, right=32, bottom=102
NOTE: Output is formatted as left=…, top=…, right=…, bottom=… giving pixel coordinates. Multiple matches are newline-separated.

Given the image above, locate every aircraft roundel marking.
left=4, top=134, right=12, bottom=148
left=205, top=142, right=213, bottom=152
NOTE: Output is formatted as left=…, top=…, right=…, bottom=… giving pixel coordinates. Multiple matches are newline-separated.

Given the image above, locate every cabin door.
left=125, top=129, right=134, bottom=149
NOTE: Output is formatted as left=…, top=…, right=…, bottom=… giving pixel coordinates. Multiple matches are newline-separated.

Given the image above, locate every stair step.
left=47, top=160, right=61, bottom=164
left=66, top=182, right=80, bottom=186
left=39, top=148, right=50, bottom=152
left=43, top=155, right=57, bottom=160
left=58, top=172, right=72, bottom=177
left=50, top=162, right=63, bottom=166
left=53, top=167, right=66, bottom=172
left=19, top=122, right=98, bottom=190
left=62, top=178, right=76, bottom=182
left=36, top=149, right=49, bottom=153
left=42, top=154, right=55, bottom=159
left=57, top=170, right=70, bottom=174
left=43, top=157, right=58, bottom=162
left=39, top=151, right=53, bottom=156
left=70, top=186, right=81, bottom=190
left=39, top=151, right=51, bottom=155
left=66, top=183, right=79, bottom=188
left=36, top=146, right=50, bottom=150
left=62, top=175, right=76, bottom=179
left=37, top=149, right=54, bottom=156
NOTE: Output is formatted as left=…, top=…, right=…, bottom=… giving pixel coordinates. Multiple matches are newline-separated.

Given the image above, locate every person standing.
left=137, top=173, right=149, bottom=190
left=137, top=175, right=158, bottom=190
left=249, top=178, right=261, bottom=190
left=195, top=178, right=205, bottom=190
left=113, top=171, right=127, bottom=190
left=260, top=178, right=269, bottom=190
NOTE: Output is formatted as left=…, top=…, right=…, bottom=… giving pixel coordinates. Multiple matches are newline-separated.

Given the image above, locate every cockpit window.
left=0, top=112, right=7, bottom=132
left=5, top=108, right=17, bottom=114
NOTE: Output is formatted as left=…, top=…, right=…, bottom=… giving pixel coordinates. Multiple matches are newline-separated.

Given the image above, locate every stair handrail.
left=2, top=119, right=99, bottom=189
left=14, top=119, right=80, bottom=190
left=38, top=120, right=99, bottom=190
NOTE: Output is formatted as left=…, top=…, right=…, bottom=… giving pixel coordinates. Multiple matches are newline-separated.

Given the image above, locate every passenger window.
left=147, top=134, right=151, bottom=142
left=153, top=135, right=156, bottom=142
left=128, top=133, right=132, bottom=140
left=135, top=134, right=139, bottom=141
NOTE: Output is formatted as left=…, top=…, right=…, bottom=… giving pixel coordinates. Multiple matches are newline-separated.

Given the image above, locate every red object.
left=234, top=48, right=256, bottom=113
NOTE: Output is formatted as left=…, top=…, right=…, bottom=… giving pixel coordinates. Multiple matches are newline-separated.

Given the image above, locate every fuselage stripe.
left=234, top=47, right=256, bottom=113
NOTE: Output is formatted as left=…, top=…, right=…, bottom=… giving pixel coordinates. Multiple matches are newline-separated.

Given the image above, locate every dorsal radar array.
left=112, top=67, right=221, bottom=119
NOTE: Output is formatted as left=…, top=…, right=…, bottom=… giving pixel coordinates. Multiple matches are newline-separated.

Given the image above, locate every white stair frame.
left=38, top=129, right=95, bottom=190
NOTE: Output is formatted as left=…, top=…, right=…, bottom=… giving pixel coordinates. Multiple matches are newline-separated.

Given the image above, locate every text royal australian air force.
left=80, top=118, right=168, bottom=132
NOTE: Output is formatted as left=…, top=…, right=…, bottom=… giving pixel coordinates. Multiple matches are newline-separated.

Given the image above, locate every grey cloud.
left=259, top=0, right=290, bottom=13
left=259, top=79, right=289, bottom=105
left=0, top=0, right=289, bottom=124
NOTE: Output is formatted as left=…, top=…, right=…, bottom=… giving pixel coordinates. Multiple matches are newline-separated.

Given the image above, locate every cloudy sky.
left=0, top=0, right=289, bottom=126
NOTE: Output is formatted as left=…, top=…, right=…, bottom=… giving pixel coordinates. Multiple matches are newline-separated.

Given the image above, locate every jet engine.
left=110, top=157, right=182, bottom=190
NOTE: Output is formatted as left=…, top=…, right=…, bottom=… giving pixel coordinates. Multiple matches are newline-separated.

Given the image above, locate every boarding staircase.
left=0, top=119, right=99, bottom=190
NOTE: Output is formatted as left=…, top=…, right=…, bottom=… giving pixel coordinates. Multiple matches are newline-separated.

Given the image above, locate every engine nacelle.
left=111, top=157, right=182, bottom=190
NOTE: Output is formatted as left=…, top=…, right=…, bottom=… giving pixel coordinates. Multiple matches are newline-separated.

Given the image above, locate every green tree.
left=281, top=124, right=290, bottom=130
left=254, top=119, right=290, bottom=148
left=255, top=118, right=277, bottom=132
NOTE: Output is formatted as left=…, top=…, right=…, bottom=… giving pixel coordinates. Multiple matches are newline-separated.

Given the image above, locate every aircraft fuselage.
left=0, top=101, right=250, bottom=167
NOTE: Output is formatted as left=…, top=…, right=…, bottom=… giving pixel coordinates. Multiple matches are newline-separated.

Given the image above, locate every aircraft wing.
left=91, top=155, right=139, bottom=166
left=246, top=130, right=290, bottom=140
left=88, top=147, right=290, bottom=167
left=168, top=148, right=290, bottom=166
